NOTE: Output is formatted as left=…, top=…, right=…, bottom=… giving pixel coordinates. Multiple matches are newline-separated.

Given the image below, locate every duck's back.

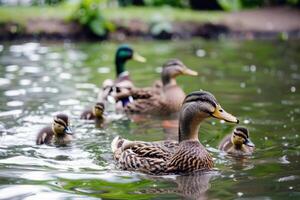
left=36, top=126, right=54, bottom=145
left=218, top=134, right=232, bottom=152
left=166, top=140, right=213, bottom=174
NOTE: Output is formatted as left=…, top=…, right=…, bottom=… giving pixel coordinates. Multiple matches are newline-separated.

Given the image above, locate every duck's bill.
left=64, top=126, right=73, bottom=135
left=133, top=52, right=146, bottom=63
left=244, top=138, right=255, bottom=147
left=182, top=68, right=198, bottom=76
left=211, top=105, right=239, bottom=123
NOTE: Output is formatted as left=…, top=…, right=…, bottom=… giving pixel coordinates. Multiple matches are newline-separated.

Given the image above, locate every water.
left=0, top=40, right=299, bottom=199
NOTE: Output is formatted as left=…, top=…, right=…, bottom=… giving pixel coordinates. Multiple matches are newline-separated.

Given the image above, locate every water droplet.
left=0, top=45, right=3, bottom=52
left=289, top=186, right=293, bottom=190
left=0, top=78, right=10, bottom=86
left=229, top=174, right=234, bottom=178
left=243, top=119, right=250, bottom=124
left=240, top=82, right=246, bottom=88
left=196, top=49, right=206, bottom=57
left=4, top=89, right=26, bottom=96
left=19, top=79, right=31, bottom=86
left=282, top=136, right=286, bottom=140
left=264, top=136, right=268, bottom=140
left=42, top=76, right=50, bottom=82
left=250, top=65, right=256, bottom=72
left=59, top=73, right=72, bottom=80
left=6, top=65, right=19, bottom=72
left=97, top=67, right=110, bottom=74
left=283, top=124, right=287, bottom=128
left=257, top=88, right=262, bottom=94
left=155, top=67, right=162, bottom=73
left=7, top=101, right=24, bottom=107
left=290, top=86, right=296, bottom=93
left=237, top=192, right=243, bottom=197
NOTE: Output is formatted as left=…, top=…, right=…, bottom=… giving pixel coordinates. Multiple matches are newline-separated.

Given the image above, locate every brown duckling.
left=111, top=91, right=239, bottom=175
left=218, top=127, right=255, bottom=156
left=80, top=102, right=105, bottom=127
left=120, top=59, right=198, bottom=116
left=36, top=113, right=73, bottom=146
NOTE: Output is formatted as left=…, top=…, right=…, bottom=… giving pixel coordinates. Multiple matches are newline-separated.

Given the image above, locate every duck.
left=218, top=127, right=255, bottom=155
left=80, top=102, right=105, bottom=127
left=117, top=59, right=198, bottom=116
left=97, top=45, right=146, bottom=104
left=111, top=91, right=239, bottom=175
left=36, top=113, right=73, bottom=146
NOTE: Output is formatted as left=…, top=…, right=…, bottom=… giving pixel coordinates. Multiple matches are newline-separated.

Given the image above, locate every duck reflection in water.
left=139, top=171, right=216, bottom=200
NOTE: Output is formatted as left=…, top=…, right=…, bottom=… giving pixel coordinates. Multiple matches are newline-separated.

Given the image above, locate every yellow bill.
left=182, top=68, right=198, bottom=76
left=133, top=52, right=146, bottom=63
left=212, top=104, right=239, bottom=123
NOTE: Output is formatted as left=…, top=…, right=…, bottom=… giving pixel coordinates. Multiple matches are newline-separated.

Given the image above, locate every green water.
left=0, top=40, right=299, bottom=199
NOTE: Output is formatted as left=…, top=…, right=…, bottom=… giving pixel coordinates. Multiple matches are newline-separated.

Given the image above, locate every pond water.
left=0, top=40, right=299, bottom=199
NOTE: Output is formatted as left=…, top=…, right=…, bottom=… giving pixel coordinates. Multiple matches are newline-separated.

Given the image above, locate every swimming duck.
left=218, top=127, right=255, bottom=155
left=119, top=59, right=198, bottom=115
left=80, top=102, right=105, bottom=127
left=36, top=113, right=73, bottom=146
left=97, top=45, right=146, bottom=103
left=111, top=91, right=239, bottom=175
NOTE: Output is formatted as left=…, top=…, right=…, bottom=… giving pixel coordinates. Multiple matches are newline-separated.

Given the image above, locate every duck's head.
left=115, top=45, right=146, bottom=76
left=179, top=91, right=239, bottom=142
left=231, top=127, right=254, bottom=148
left=52, top=113, right=72, bottom=136
left=93, top=102, right=105, bottom=118
left=161, top=59, right=198, bottom=85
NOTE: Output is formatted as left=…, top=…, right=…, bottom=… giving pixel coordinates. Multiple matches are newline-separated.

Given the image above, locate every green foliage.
left=217, top=0, right=242, bottom=11
left=144, top=0, right=188, bottom=7
left=73, top=0, right=114, bottom=37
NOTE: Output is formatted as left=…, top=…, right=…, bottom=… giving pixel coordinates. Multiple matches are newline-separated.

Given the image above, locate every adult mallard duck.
left=97, top=45, right=146, bottom=104
left=111, top=91, right=239, bottom=175
left=117, top=59, right=198, bottom=115
left=218, top=127, right=255, bottom=155
left=36, top=113, right=73, bottom=146
left=80, top=102, right=105, bottom=127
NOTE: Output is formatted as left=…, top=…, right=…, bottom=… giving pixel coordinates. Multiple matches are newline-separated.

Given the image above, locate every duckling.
left=120, top=59, right=198, bottom=115
left=36, top=113, right=73, bottom=146
left=218, top=127, right=255, bottom=155
left=97, top=45, right=146, bottom=104
left=111, top=91, right=239, bottom=175
left=80, top=102, right=105, bottom=127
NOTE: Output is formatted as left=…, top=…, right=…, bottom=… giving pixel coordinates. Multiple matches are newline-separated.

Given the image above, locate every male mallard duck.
left=111, top=91, right=239, bottom=175
left=218, top=127, right=255, bottom=155
left=97, top=45, right=146, bottom=103
left=36, top=113, right=73, bottom=146
left=80, top=102, right=105, bottom=127
left=119, top=59, right=198, bottom=115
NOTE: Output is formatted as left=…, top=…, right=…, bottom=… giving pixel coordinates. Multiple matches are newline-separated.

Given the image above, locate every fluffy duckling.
left=36, top=113, right=73, bottom=146
left=121, top=59, right=198, bottom=115
left=111, top=91, right=239, bottom=175
left=80, top=102, right=105, bottom=127
left=218, top=127, right=255, bottom=155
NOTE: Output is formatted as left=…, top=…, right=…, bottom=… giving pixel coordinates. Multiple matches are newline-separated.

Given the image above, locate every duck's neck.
left=162, top=73, right=177, bottom=86
left=178, top=107, right=205, bottom=142
left=115, top=57, right=127, bottom=77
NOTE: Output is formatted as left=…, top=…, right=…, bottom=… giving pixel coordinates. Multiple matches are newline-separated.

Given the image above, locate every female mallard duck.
left=36, top=113, right=73, bottom=146
left=111, top=91, right=239, bottom=175
left=118, top=59, right=198, bottom=115
left=97, top=45, right=146, bottom=104
left=80, top=102, right=105, bottom=127
left=218, top=127, right=255, bottom=155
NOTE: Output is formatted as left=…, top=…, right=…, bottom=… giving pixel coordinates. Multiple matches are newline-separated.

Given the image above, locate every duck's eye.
left=219, top=109, right=223, bottom=112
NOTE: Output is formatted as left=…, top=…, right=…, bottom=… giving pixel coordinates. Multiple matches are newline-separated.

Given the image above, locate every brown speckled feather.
left=112, top=138, right=212, bottom=175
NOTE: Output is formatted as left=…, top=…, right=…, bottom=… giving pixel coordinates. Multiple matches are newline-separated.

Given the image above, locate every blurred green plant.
left=73, top=0, right=115, bottom=37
